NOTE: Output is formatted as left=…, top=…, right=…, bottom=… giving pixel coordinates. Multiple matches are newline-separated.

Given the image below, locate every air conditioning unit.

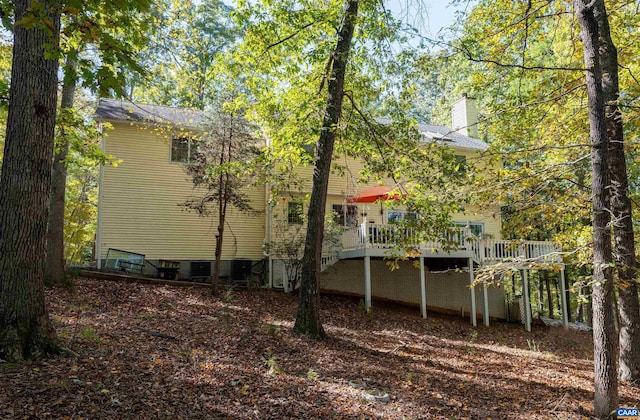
left=190, top=261, right=211, bottom=283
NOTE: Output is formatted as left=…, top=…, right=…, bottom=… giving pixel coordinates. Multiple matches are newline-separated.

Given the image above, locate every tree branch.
left=263, top=20, right=319, bottom=54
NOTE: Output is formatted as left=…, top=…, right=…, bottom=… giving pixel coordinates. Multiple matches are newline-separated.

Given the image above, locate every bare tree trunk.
left=565, top=271, right=572, bottom=322
left=293, top=1, right=358, bottom=339
left=574, top=0, right=618, bottom=415
left=537, top=273, right=544, bottom=318
left=213, top=138, right=228, bottom=289
left=46, top=54, right=77, bottom=286
left=0, top=0, right=61, bottom=362
left=592, top=0, right=640, bottom=383
left=545, top=272, right=553, bottom=318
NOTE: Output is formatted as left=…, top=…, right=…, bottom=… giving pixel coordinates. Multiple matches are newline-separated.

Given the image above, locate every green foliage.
left=180, top=92, right=263, bottom=217
left=223, top=285, right=236, bottom=303
left=418, top=0, right=640, bottom=283
left=230, top=0, right=479, bottom=263
left=79, top=327, right=103, bottom=344
left=59, top=98, right=116, bottom=265
left=266, top=218, right=306, bottom=291
left=306, top=368, right=319, bottom=380
left=264, top=353, right=281, bottom=375
left=128, top=0, right=238, bottom=109
left=266, top=323, right=281, bottom=337
left=41, top=0, right=154, bottom=97
left=0, top=38, right=10, bottom=167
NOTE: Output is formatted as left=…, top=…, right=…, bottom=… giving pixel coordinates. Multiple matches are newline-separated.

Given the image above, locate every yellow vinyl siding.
left=273, top=150, right=500, bottom=234
left=100, top=123, right=265, bottom=260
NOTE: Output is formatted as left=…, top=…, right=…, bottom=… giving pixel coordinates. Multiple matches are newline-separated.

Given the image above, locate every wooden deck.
left=335, top=224, right=560, bottom=266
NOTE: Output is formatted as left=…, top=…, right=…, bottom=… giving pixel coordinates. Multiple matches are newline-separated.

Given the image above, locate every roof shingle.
left=95, top=98, right=206, bottom=127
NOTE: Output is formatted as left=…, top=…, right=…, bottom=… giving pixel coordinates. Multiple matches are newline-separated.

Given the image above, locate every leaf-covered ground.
left=1, top=278, right=638, bottom=419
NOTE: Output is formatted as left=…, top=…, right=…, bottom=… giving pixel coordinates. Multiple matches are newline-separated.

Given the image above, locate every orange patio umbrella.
left=347, top=185, right=403, bottom=203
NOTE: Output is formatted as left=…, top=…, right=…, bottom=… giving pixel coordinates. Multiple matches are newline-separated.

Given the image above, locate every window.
left=445, top=154, right=467, bottom=175
left=387, top=210, right=417, bottom=224
left=287, top=201, right=304, bottom=224
left=455, top=222, right=484, bottom=238
left=171, top=137, right=199, bottom=163
left=453, top=155, right=467, bottom=174
left=302, top=143, right=315, bottom=157
left=332, top=204, right=358, bottom=226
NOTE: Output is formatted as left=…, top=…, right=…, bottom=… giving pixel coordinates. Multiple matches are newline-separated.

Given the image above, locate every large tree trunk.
left=0, top=0, right=61, bottom=361
left=293, top=1, right=358, bottom=339
left=46, top=54, right=77, bottom=286
left=574, top=0, right=619, bottom=416
left=593, top=0, right=640, bottom=383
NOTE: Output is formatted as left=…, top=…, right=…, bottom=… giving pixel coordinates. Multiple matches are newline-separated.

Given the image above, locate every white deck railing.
left=474, top=239, right=560, bottom=264
left=338, top=224, right=561, bottom=265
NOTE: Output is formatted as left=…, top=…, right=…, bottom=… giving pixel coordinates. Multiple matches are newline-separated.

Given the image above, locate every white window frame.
left=455, top=222, right=485, bottom=238
left=170, top=137, right=198, bottom=163
left=386, top=209, right=418, bottom=224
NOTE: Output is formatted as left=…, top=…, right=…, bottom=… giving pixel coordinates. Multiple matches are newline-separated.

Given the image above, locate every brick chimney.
left=451, top=93, right=479, bottom=138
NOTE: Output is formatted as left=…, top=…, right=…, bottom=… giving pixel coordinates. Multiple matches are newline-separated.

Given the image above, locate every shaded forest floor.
left=1, top=278, right=638, bottom=419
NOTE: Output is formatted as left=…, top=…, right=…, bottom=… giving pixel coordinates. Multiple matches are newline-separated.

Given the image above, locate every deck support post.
left=559, top=268, right=569, bottom=330
left=482, top=281, right=490, bottom=327
left=522, top=269, right=532, bottom=332
left=364, top=255, right=372, bottom=313
left=469, top=257, right=477, bottom=327
left=419, top=256, right=427, bottom=318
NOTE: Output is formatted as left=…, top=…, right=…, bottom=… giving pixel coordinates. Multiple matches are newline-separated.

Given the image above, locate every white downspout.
left=263, top=135, right=274, bottom=288
left=264, top=183, right=273, bottom=288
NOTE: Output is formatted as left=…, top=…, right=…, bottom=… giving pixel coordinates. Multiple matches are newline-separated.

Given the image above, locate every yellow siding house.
left=95, top=96, right=565, bottom=329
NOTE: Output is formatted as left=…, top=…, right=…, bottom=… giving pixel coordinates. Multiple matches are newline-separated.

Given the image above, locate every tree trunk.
left=46, top=54, right=77, bottom=286
left=574, top=0, right=619, bottom=416
left=554, top=276, right=560, bottom=313
left=0, top=0, right=61, bottom=362
left=593, top=0, right=640, bottom=383
left=545, top=272, right=553, bottom=318
left=213, top=141, right=229, bottom=289
left=564, top=270, right=572, bottom=322
left=293, top=1, right=358, bottom=339
left=537, top=273, right=543, bottom=318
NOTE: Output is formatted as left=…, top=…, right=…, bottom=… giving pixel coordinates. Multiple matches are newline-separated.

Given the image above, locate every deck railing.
left=340, top=224, right=466, bottom=252
left=338, top=223, right=560, bottom=265
left=475, top=239, right=560, bottom=264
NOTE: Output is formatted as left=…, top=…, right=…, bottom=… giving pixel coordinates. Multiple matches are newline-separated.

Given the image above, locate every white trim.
left=169, top=136, right=196, bottom=164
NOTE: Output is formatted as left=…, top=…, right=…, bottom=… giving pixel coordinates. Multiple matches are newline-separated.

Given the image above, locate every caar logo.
left=617, top=407, right=640, bottom=419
